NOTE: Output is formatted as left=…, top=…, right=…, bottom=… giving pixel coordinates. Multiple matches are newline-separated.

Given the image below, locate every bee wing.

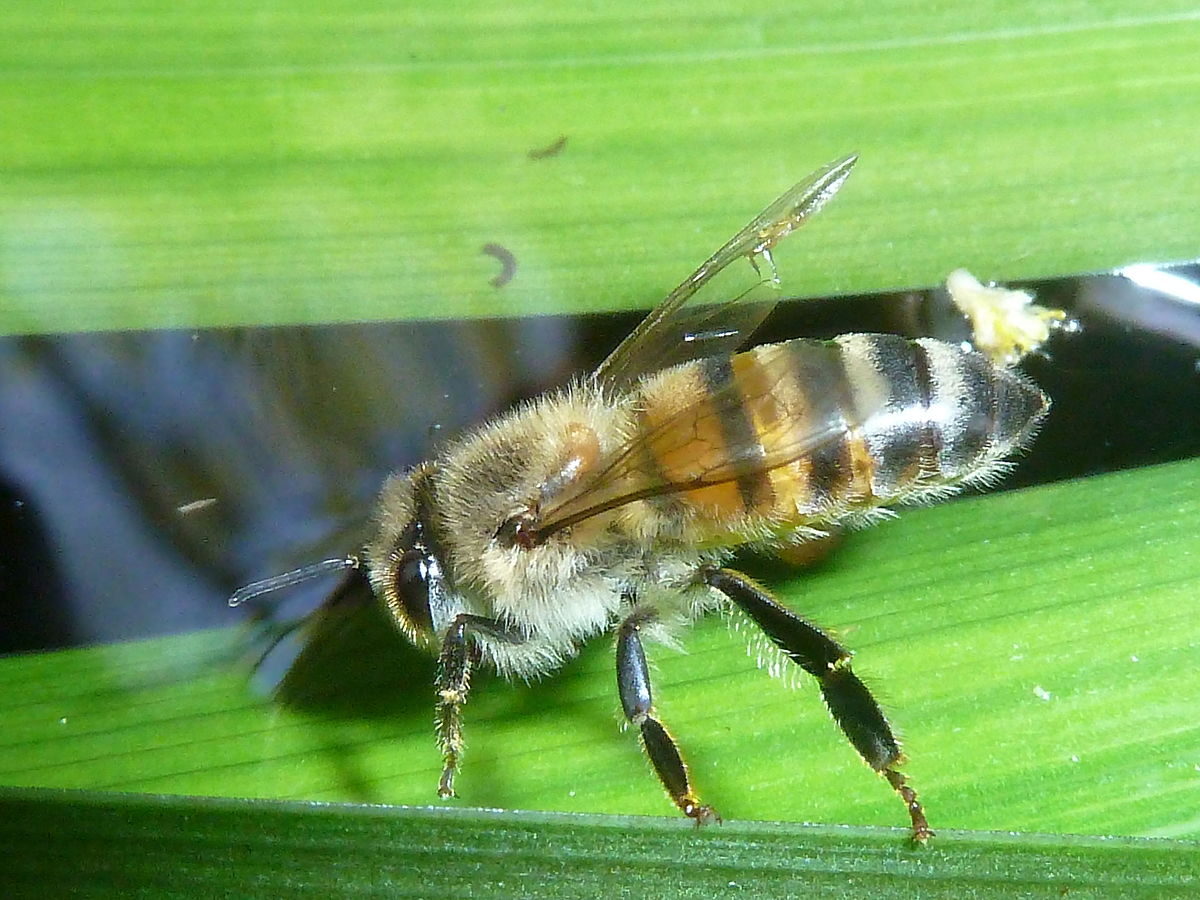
left=593, top=154, right=858, bottom=392
left=539, top=340, right=856, bottom=538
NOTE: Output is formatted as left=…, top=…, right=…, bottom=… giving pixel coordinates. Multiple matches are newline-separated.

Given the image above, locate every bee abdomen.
left=635, top=334, right=1049, bottom=530
left=796, top=334, right=1048, bottom=508
left=885, top=335, right=1047, bottom=487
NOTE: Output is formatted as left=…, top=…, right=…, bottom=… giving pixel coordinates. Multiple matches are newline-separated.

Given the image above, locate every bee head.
left=365, top=464, right=456, bottom=649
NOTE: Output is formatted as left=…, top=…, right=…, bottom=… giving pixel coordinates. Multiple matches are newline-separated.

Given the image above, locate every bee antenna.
left=228, top=555, right=361, bottom=608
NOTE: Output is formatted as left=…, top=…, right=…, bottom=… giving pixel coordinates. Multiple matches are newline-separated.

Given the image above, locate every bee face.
left=365, top=465, right=456, bottom=651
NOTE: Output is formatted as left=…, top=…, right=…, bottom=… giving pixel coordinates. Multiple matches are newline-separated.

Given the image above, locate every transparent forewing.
left=538, top=340, right=862, bottom=539
left=593, top=154, right=858, bottom=392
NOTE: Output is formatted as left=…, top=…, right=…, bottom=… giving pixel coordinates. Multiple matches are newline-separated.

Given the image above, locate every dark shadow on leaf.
left=269, top=574, right=437, bottom=720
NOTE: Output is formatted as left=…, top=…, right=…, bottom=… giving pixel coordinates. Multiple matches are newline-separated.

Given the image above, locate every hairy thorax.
left=432, top=384, right=641, bottom=659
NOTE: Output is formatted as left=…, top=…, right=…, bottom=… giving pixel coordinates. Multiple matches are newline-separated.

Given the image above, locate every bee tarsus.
left=883, top=768, right=934, bottom=844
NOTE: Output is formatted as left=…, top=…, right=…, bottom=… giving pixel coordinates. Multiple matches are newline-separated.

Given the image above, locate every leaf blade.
left=2, top=788, right=1198, bottom=899
left=2, top=458, right=1198, bottom=839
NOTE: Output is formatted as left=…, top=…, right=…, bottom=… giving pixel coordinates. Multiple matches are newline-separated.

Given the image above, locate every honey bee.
left=231, top=154, right=1050, bottom=842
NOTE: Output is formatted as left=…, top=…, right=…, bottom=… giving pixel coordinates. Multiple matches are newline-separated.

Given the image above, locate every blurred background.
left=3, top=265, right=1199, bottom=653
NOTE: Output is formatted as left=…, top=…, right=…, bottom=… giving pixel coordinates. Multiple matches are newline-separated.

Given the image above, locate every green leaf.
left=3, top=457, right=1198, bottom=842
left=2, top=2, right=1200, bottom=334
left=2, top=790, right=1197, bottom=899
left=3, top=1, right=1198, bottom=892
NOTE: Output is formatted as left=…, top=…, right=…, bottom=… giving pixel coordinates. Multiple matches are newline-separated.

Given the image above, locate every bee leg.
left=616, top=611, right=720, bottom=826
left=701, top=566, right=933, bottom=843
left=435, top=613, right=524, bottom=800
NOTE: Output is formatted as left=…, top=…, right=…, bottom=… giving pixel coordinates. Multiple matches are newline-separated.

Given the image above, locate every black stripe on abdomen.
left=697, top=355, right=773, bottom=514
left=785, top=340, right=855, bottom=506
left=851, top=334, right=934, bottom=496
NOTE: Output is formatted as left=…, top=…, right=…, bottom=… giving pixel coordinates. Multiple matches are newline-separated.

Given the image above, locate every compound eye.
left=393, top=548, right=435, bottom=635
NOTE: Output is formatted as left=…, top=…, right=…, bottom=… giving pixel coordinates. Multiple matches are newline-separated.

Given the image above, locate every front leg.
left=617, top=610, right=719, bottom=825
left=701, top=566, right=932, bottom=842
left=435, top=613, right=523, bottom=799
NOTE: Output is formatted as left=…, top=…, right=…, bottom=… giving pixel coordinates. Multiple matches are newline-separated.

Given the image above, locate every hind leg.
left=701, top=566, right=932, bottom=842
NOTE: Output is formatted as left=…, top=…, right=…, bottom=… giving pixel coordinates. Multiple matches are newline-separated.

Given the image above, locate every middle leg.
left=616, top=610, right=719, bottom=825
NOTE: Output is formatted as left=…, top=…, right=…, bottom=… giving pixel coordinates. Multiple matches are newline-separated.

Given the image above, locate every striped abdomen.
left=633, top=333, right=1049, bottom=537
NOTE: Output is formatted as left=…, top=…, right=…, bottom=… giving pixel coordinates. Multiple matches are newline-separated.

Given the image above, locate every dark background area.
left=2, top=265, right=1198, bottom=654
